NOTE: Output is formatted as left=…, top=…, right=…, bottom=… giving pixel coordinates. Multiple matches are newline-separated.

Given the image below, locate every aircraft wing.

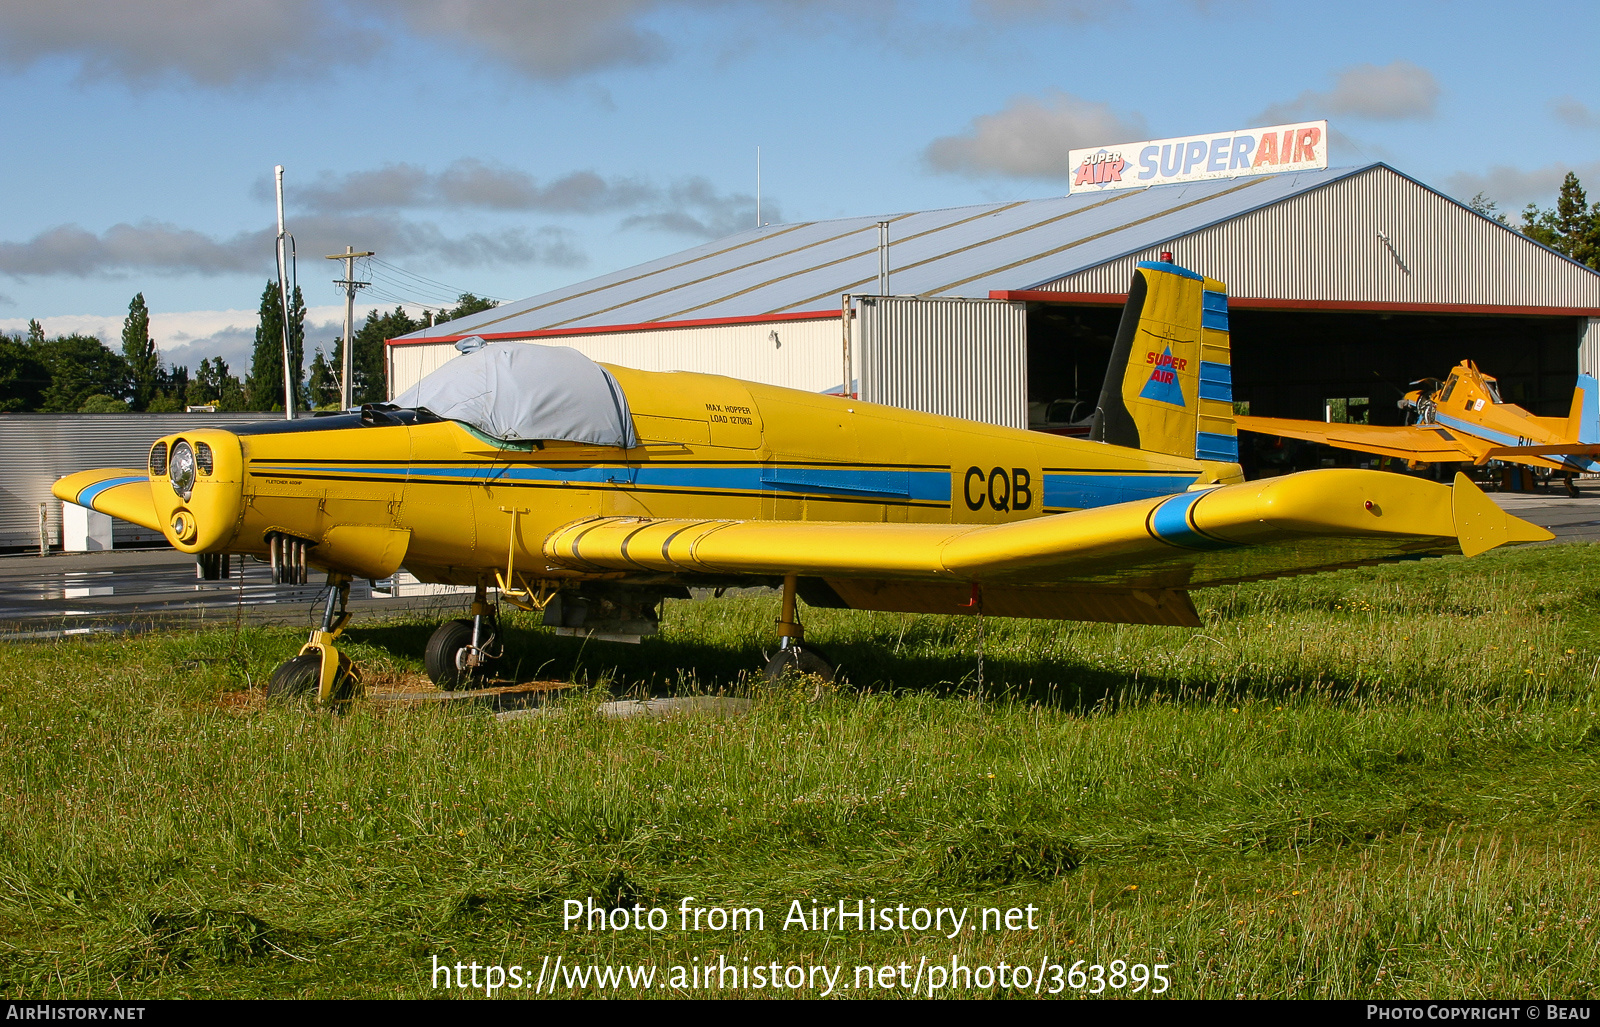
left=51, top=468, right=164, bottom=533
left=1479, top=443, right=1600, bottom=462
left=1236, top=415, right=1482, bottom=463
left=544, top=471, right=1549, bottom=610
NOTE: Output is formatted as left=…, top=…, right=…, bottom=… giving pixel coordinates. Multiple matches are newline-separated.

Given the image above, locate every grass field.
left=2, top=543, right=1598, bottom=999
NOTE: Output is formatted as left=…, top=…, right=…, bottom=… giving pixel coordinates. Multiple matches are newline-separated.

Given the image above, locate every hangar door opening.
left=1227, top=310, right=1585, bottom=425
left=1023, top=303, right=1123, bottom=436
left=856, top=296, right=1028, bottom=429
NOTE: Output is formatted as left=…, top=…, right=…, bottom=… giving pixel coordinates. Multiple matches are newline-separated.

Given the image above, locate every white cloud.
left=969, top=0, right=1125, bottom=19
left=924, top=91, right=1147, bottom=179
left=0, top=1, right=1155, bottom=89
left=620, top=177, right=775, bottom=238
left=0, top=1, right=371, bottom=87
left=1550, top=96, right=1600, bottom=130
left=275, top=161, right=658, bottom=215
left=1444, top=161, right=1600, bottom=213
left=0, top=215, right=583, bottom=279
left=1258, top=60, right=1441, bottom=124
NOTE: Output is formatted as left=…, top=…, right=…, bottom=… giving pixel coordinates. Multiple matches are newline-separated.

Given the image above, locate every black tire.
left=266, top=653, right=321, bottom=700
left=764, top=645, right=835, bottom=687
left=425, top=618, right=493, bottom=690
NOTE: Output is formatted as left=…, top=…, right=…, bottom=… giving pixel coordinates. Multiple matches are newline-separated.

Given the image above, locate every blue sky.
left=0, top=0, right=1595, bottom=373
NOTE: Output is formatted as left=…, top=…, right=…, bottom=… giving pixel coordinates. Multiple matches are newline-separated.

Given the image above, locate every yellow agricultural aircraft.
left=1238, top=361, right=1600, bottom=495
left=55, top=261, right=1551, bottom=702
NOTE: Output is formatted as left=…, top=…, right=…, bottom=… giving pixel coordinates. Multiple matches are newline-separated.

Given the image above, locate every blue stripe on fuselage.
left=1433, top=411, right=1520, bottom=448
left=259, top=462, right=955, bottom=502
left=261, top=462, right=1207, bottom=511
left=1043, top=473, right=1197, bottom=510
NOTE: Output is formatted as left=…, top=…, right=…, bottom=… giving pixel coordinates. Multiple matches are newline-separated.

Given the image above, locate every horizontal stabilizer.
left=51, top=468, right=162, bottom=533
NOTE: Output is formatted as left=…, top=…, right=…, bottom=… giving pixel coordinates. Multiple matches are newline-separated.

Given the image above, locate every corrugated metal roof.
left=394, top=163, right=1600, bottom=342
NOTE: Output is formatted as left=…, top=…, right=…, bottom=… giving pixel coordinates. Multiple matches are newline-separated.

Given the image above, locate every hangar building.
left=388, top=163, right=1600, bottom=437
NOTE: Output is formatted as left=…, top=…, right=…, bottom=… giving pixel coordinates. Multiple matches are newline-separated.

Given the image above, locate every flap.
left=51, top=469, right=163, bottom=533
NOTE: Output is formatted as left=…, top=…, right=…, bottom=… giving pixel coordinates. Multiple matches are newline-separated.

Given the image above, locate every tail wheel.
left=764, top=646, right=835, bottom=690
left=425, top=618, right=495, bottom=691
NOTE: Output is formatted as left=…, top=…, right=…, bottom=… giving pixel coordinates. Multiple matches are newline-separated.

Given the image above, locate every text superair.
left=1067, top=120, right=1328, bottom=193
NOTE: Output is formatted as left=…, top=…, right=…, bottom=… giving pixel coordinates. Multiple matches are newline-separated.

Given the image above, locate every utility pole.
left=325, top=246, right=373, bottom=410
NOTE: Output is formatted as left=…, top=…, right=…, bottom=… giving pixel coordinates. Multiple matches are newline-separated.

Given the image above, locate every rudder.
left=1090, top=259, right=1238, bottom=464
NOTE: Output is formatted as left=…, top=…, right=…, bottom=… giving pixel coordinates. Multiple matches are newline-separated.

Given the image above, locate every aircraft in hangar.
left=55, top=261, right=1551, bottom=702
left=1237, top=361, right=1600, bottom=496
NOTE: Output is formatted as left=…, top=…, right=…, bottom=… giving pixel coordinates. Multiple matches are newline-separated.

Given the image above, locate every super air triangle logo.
left=1139, top=346, right=1186, bottom=407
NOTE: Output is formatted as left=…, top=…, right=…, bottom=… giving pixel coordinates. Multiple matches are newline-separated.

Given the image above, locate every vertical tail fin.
left=1090, top=260, right=1238, bottom=463
left=1567, top=373, right=1599, bottom=445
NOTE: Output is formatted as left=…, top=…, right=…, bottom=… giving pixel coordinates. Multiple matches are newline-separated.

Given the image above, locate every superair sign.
left=1067, top=120, right=1328, bottom=193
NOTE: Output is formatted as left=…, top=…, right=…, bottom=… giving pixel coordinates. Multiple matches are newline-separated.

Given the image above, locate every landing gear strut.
left=266, top=574, right=360, bottom=704
left=425, top=581, right=499, bottom=690
left=763, top=573, right=835, bottom=686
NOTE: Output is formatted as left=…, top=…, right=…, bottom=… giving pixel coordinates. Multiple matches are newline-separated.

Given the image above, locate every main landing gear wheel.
left=266, top=650, right=360, bottom=703
left=425, top=617, right=498, bottom=691
left=266, top=653, right=321, bottom=699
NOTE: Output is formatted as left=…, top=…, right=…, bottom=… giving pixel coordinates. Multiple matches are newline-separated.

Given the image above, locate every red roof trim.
left=990, top=289, right=1600, bottom=318
left=385, top=308, right=841, bottom=347
left=991, top=290, right=1128, bottom=306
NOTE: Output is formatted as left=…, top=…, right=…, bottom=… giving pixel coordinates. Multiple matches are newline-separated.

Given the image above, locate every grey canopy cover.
left=393, top=343, right=638, bottom=448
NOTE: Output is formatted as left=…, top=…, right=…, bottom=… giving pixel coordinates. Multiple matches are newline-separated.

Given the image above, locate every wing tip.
left=1451, top=472, right=1555, bottom=557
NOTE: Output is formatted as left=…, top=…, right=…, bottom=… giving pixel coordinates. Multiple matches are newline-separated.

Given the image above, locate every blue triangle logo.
left=1139, top=347, right=1186, bottom=407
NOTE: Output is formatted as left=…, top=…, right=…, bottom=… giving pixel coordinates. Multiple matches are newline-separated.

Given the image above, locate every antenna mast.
left=274, top=165, right=298, bottom=420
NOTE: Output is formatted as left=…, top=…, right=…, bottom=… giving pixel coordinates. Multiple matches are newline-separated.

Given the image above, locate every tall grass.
left=1, top=543, right=1597, bottom=998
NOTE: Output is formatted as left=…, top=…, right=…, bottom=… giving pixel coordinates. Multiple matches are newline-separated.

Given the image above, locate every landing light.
left=169, top=440, right=196, bottom=501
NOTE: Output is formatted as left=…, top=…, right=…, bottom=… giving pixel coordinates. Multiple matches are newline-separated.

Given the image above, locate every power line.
left=367, top=257, right=505, bottom=303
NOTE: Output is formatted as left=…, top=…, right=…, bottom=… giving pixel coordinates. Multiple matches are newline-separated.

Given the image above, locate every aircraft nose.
left=151, top=430, right=244, bottom=554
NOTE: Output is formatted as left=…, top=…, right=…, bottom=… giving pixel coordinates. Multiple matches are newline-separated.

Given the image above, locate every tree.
left=26, top=319, right=43, bottom=344
left=347, top=306, right=424, bottom=405
left=245, top=279, right=307, bottom=411
left=194, top=357, right=246, bottom=410
left=121, top=293, right=159, bottom=410
left=434, top=292, right=498, bottom=326
left=0, top=334, right=48, bottom=411
left=307, top=347, right=339, bottom=410
left=1521, top=172, right=1600, bottom=269
left=1467, top=192, right=1510, bottom=227
left=148, top=364, right=189, bottom=412
left=34, top=334, right=129, bottom=413
left=78, top=393, right=129, bottom=413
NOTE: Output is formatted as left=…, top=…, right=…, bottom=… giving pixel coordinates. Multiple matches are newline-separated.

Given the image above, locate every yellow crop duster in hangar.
left=1238, top=361, right=1600, bottom=496
left=56, top=260, right=1551, bottom=702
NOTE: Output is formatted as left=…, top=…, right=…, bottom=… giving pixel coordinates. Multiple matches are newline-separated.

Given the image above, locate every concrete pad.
left=496, top=696, right=753, bottom=723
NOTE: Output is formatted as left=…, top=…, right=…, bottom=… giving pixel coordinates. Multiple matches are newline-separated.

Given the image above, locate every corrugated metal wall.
left=1583, top=318, right=1600, bottom=378
left=388, top=316, right=848, bottom=399
left=0, top=413, right=275, bottom=548
left=1040, top=166, right=1600, bottom=308
left=857, top=296, right=1028, bottom=428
